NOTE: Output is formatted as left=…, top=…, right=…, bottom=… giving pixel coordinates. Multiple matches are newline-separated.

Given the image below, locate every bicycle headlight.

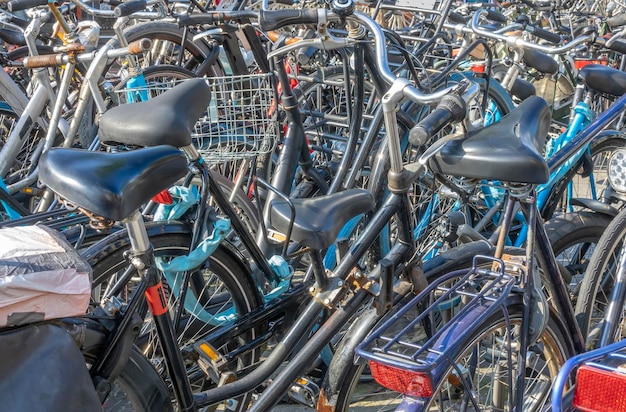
left=608, top=148, right=626, bottom=193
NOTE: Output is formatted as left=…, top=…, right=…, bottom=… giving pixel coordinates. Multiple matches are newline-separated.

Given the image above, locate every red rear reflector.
left=470, top=63, right=485, bottom=74
left=369, top=360, right=433, bottom=397
left=574, top=59, right=608, bottom=70
left=152, top=190, right=173, bottom=204
left=574, top=364, right=626, bottom=411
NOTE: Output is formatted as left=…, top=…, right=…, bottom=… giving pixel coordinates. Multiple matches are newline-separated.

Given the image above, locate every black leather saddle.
left=429, top=95, right=551, bottom=184
left=98, top=78, right=211, bottom=148
left=523, top=48, right=558, bottom=75
left=269, top=189, right=375, bottom=250
left=578, top=64, right=626, bottom=97
left=39, top=146, right=188, bottom=221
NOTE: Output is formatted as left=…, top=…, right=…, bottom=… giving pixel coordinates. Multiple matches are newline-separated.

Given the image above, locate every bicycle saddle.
left=523, top=49, right=558, bottom=75
left=269, top=189, right=375, bottom=250
left=578, top=64, right=626, bottom=97
left=429, top=95, right=550, bottom=184
left=98, top=78, right=211, bottom=148
left=39, top=146, right=188, bottom=221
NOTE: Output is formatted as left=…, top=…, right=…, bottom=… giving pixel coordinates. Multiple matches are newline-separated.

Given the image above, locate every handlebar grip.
left=520, top=0, right=552, bottom=10
left=448, top=11, right=467, bottom=24
left=177, top=14, right=222, bottom=27
left=127, top=38, right=152, bottom=54
left=23, top=54, right=64, bottom=68
left=607, top=14, right=626, bottom=29
left=114, top=0, right=147, bottom=17
left=177, top=11, right=257, bottom=27
left=409, top=94, right=467, bottom=146
left=608, top=39, right=626, bottom=54
left=259, top=8, right=321, bottom=31
left=7, top=0, right=47, bottom=12
left=485, top=10, right=507, bottom=24
left=528, top=26, right=561, bottom=44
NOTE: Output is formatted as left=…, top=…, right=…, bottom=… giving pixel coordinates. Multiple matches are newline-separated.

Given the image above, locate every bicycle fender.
left=569, top=198, right=619, bottom=217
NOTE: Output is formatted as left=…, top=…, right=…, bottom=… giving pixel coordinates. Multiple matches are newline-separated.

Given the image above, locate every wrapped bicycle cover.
left=0, top=323, right=102, bottom=411
left=0, top=225, right=91, bottom=327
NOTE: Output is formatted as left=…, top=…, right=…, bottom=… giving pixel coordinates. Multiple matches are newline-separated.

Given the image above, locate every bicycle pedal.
left=195, top=341, right=228, bottom=383
left=287, top=376, right=320, bottom=408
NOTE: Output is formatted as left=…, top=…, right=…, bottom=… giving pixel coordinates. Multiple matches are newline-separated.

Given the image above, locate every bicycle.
left=349, top=66, right=626, bottom=412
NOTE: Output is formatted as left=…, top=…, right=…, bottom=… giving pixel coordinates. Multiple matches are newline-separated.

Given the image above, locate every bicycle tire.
left=105, top=21, right=214, bottom=78
left=544, top=211, right=612, bottom=303
left=333, top=298, right=573, bottom=411
left=85, top=226, right=263, bottom=411
left=575, top=206, right=626, bottom=347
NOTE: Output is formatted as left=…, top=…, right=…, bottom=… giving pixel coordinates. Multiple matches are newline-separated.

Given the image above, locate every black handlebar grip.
left=448, top=11, right=467, bottom=24
left=409, top=94, right=467, bottom=147
left=485, top=10, right=507, bottom=23
left=177, top=13, right=222, bottom=27
left=608, top=39, right=626, bottom=54
left=259, top=8, right=320, bottom=31
left=520, top=0, right=552, bottom=10
left=607, top=14, right=626, bottom=29
left=528, top=26, right=561, bottom=44
left=7, top=0, right=47, bottom=12
left=114, top=0, right=147, bottom=17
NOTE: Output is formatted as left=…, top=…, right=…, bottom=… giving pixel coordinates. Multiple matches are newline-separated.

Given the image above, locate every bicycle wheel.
left=112, top=64, right=198, bottom=104
left=576, top=207, right=626, bottom=348
left=545, top=211, right=612, bottom=305
left=105, top=21, right=214, bottom=80
left=334, top=299, right=573, bottom=411
left=85, top=226, right=263, bottom=411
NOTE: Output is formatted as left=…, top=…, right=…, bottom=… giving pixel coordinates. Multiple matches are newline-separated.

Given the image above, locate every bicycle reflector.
left=369, top=361, right=433, bottom=397
left=573, top=364, right=626, bottom=411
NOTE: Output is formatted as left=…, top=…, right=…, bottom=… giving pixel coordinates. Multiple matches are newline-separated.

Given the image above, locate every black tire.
left=85, top=228, right=263, bottom=411
left=545, top=211, right=612, bottom=303
left=111, top=64, right=198, bottom=105
left=105, top=21, right=214, bottom=78
left=333, top=298, right=573, bottom=411
left=575, top=207, right=626, bottom=348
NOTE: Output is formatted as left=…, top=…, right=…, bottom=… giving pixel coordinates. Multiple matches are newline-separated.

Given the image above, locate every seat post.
left=123, top=211, right=151, bottom=254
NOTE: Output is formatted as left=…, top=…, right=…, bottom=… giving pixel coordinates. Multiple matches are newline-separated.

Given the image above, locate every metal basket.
left=117, top=73, right=278, bottom=163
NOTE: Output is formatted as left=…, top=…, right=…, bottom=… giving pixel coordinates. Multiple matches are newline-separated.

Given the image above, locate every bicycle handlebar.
left=176, top=10, right=257, bottom=27
left=471, top=9, right=591, bottom=54
left=259, top=8, right=322, bottom=31
left=526, top=24, right=561, bottom=44
left=69, top=0, right=164, bottom=19
left=7, top=0, right=47, bottom=13
left=114, top=0, right=147, bottom=17
left=22, top=37, right=151, bottom=68
left=409, top=91, right=468, bottom=146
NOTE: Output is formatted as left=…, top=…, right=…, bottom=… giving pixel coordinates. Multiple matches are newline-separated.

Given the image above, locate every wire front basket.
left=116, top=73, right=278, bottom=163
